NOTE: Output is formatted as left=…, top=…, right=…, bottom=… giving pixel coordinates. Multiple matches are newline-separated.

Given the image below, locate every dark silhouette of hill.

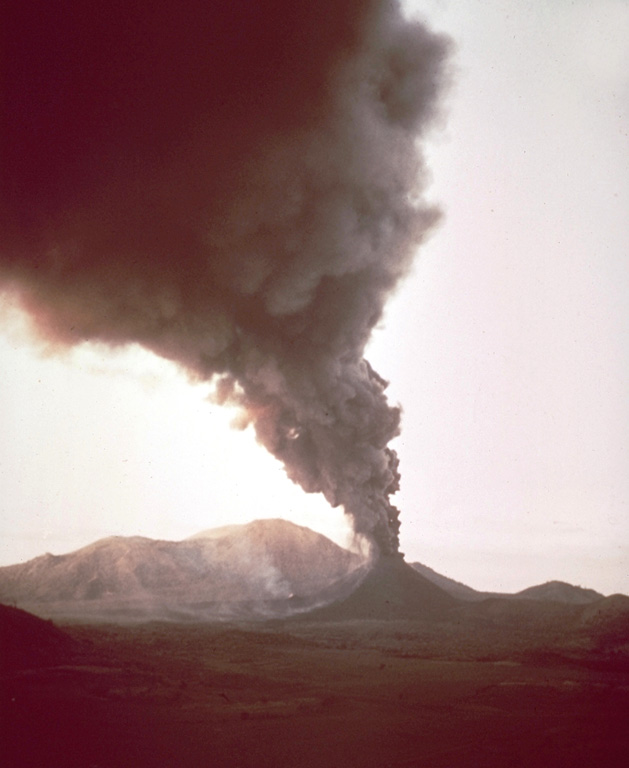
left=410, top=563, right=605, bottom=604
left=579, top=594, right=629, bottom=639
left=0, top=603, right=77, bottom=672
left=302, top=554, right=457, bottom=621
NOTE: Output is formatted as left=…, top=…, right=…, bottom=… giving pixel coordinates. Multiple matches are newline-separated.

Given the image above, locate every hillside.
left=0, top=519, right=364, bottom=621
left=303, top=554, right=456, bottom=621
left=409, top=561, right=490, bottom=601
left=410, top=564, right=604, bottom=605
left=0, top=603, right=77, bottom=672
left=515, top=580, right=604, bottom=604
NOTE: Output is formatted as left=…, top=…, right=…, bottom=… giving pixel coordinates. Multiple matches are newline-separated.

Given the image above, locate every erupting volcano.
left=1, top=1, right=450, bottom=555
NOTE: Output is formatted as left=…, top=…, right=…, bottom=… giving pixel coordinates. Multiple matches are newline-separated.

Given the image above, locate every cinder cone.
left=303, top=554, right=458, bottom=620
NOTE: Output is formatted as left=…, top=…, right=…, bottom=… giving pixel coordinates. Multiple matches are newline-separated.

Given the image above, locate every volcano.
left=302, top=554, right=457, bottom=621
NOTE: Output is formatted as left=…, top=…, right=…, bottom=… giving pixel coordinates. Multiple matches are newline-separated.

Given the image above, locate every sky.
left=1, top=0, right=627, bottom=595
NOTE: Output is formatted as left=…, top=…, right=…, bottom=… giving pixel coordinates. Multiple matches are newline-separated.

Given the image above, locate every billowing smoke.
left=0, top=1, right=449, bottom=556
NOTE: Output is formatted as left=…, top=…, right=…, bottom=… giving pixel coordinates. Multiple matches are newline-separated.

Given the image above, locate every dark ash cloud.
left=0, top=1, right=450, bottom=555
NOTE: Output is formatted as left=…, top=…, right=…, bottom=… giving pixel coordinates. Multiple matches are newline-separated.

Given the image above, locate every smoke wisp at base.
left=1, top=0, right=450, bottom=555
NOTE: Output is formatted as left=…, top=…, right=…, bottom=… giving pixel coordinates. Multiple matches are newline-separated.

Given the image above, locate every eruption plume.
left=1, top=1, right=450, bottom=555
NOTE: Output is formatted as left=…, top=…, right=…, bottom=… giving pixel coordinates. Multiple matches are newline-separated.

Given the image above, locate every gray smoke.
left=0, top=1, right=450, bottom=555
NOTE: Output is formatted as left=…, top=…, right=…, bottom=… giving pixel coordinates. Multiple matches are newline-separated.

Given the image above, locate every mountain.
left=189, top=518, right=361, bottom=594
left=579, top=594, right=629, bottom=637
left=302, top=554, right=456, bottom=621
left=0, top=519, right=614, bottom=624
left=514, top=581, right=604, bottom=604
left=409, top=561, right=490, bottom=601
left=0, top=519, right=364, bottom=622
left=409, top=564, right=605, bottom=605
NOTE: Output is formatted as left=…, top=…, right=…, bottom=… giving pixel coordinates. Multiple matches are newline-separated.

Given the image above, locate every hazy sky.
left=1, top=0, right=627, bottom=594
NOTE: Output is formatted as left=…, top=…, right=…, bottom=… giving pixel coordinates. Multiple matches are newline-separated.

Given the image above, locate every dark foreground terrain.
left=2, top=612, right=629, bottom=768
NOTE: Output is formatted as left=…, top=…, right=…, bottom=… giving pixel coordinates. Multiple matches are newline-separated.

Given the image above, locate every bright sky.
left=1, top=0, right=627, bottom=595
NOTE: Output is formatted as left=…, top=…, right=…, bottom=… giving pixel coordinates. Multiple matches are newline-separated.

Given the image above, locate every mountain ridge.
left=0, top=519, right=615, bottom=622
left=0, top=519, right=364, bottom=621
left=409, top=562, right=605, bottom=604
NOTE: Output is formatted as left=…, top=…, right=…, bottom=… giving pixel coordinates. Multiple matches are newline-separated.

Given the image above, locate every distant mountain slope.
left=191, top=518, right=362, bottom=594
left=515, top=581, right=604, bottom=604
left=409, top=561, right=490, bottom=601
left=0, top=520, right=364, bottom=621
left=579, top=594, right=629, bottom=635
left=409, top=564, right=605, bottom=605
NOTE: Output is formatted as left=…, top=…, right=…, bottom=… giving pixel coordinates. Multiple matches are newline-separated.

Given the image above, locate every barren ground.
left=2, top=618, right=628, bottom=767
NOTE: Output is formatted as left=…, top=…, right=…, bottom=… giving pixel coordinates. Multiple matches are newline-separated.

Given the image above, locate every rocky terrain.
left=1, top=549, right=628, bottom=768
